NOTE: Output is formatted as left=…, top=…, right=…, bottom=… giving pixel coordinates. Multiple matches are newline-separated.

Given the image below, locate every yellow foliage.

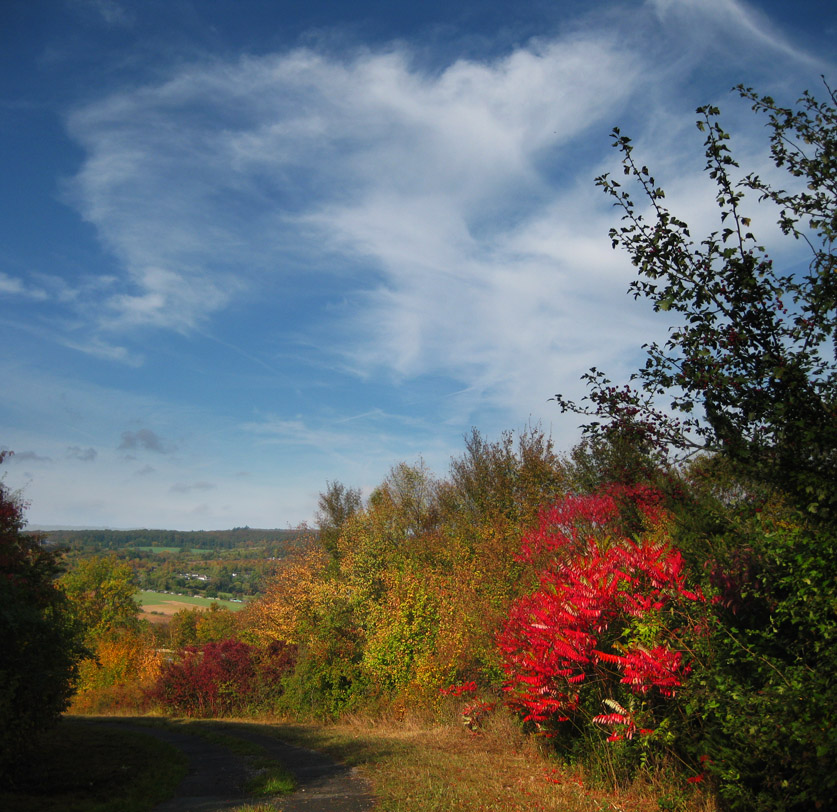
left=70, top=627, right=163, bottom=713
left=242, top=545, right=331, bottom=646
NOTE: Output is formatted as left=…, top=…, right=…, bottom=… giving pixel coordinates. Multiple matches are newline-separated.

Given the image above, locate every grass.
left=38, top=709, right=716, bottom=812
left=132, top=546, right=191, bottom=554
left=244, top=707, right=716, bottom=812
left=0, top=718, right=187, bottom=812
left=136, top=589, right=245, bottom=611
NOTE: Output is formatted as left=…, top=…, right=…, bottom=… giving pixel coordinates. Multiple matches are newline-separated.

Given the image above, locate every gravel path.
left=91, top=718, right=376, bottom=812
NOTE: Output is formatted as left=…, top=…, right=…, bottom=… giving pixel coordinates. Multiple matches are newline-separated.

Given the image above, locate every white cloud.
left=58, top=3, right=829, bottom=445
left=64, top=26, right=649, bottom=418
left=60, top=335, right=143, bottom=365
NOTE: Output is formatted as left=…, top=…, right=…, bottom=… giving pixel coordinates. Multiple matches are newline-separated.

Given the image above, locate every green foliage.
left=60, top=555, right=141, bottom=642
left=43, top=526, right=308, bottom=552
left=168, top=603, right=240, bottom=648
left=681, top=516, right=837, bottom=811
left=280, top=594, right=369, bottom=719
left=0, top=452, right=86, bottom=777
left=442, top=426, right=564, bottom=529
left=362, top=570, right=440, bottom=693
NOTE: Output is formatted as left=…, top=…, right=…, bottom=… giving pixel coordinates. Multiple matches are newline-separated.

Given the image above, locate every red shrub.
left=496, top=485, right=703, bottom=737
left=151, top=638, right=255, bottom=717
left=150, top=637, right=298, bottom=717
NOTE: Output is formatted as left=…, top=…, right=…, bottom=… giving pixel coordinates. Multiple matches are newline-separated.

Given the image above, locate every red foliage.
left=440, top=680, right=478, bottom=697
left=151, top=637, right=298, bottom=717
left=496, top=485, right=703, bottom=734
left=151, top=638, right=256, bottom=717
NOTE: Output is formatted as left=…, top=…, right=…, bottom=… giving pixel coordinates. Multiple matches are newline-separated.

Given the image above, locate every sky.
left=1, top=0, right=834, bottom=530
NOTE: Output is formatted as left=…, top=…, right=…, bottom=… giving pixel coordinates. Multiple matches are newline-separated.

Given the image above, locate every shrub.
left=151, top=638, right=256, bottom=717
left=685, top=518, right=837, bottom=811
left=150, top=637, right=297, bottom=717
left=496, top=485, right=704, bottom=771
left=70, top=626, right=163, bottom=714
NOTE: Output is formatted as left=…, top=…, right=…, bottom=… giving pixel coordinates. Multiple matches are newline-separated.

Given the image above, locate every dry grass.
left=252, top=706, right=716, bottom=812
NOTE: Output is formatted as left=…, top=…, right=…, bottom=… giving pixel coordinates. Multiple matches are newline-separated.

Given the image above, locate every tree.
left=316, top=480, right=362, bottom=557
left=0, top=452, right=86, bottom=776
left=556, top=81, right=836, bottom=517
left=60, top=555, right=141, bottom=641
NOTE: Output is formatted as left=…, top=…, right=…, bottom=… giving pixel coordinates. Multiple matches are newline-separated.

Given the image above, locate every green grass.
left=132, top=546, right=192, bottom=554
left=18, top=713, right=713, bottom=812
left=136, top=589, right=245, bottom=611
left=0, top=718, right=187, bottom=812
left=246, top=709, right=716, bottom=812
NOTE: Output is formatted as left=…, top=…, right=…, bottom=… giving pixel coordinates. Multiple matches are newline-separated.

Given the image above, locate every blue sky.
left=1, top=0, right=834, bottom=530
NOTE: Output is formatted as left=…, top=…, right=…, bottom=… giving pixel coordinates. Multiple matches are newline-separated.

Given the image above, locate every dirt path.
left=91, top=718, right=376, bottom=812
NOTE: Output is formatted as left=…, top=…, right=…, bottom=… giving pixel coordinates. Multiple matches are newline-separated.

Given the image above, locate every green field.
left=137, top=590, right=246, bottom=612
left=133, top=546, right=192, bottom=554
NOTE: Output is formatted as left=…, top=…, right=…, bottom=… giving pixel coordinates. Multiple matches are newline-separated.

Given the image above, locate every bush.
left=496, top=485, right=705, bottom=779
left=150, top=637, right=297, bottom=717
left=685, top=518, right=837, bottom=811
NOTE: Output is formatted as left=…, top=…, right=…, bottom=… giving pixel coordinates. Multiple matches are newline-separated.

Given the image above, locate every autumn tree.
left=316, top=480, right=362, bottom=557
left=60, top=555, right=141, bottom=641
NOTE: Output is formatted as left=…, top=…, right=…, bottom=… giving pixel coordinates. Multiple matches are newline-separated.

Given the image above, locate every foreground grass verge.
left=241, top=708, right=715, bottom=812
left=0, top=718, right=187, bottom=812
left=44, top=709, right=715, bottom=812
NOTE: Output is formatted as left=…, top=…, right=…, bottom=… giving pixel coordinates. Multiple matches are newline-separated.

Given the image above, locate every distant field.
left=134, top=545, right=192, bottom=553
left=137, top=590, right=246, bottom=622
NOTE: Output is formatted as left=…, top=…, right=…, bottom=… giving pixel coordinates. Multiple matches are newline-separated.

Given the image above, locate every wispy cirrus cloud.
left=60, top=0, right=829, bottom=427
left=647, top=0, right=830, bottom=70
left=63, top=24, right=645, bottom=409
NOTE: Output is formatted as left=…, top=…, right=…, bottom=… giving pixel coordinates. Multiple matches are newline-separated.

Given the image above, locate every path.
left=90, top=718, right=376, bottom=812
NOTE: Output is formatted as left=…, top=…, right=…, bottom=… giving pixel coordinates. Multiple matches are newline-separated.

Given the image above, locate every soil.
left=140, top=601, right=215, bottom=623
left=90, top=718, right=376, bottom=812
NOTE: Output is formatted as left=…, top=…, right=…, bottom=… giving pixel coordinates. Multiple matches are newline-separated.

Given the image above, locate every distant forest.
left=39, top=526, right=311, bottom=553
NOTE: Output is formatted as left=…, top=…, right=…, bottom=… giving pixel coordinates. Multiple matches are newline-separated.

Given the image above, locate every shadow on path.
left=86, top=718, right=376, bottom=812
